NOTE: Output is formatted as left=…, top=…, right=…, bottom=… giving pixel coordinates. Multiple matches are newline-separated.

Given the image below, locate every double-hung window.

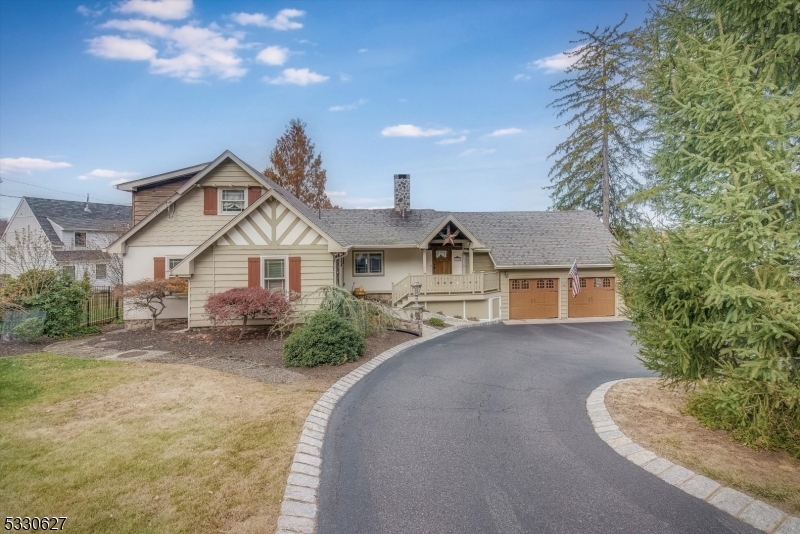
left=167, top=257, right=185, bottom=276
left=354, top=251, right=383, bottom=276
left=74, top=232, right=87, bottom=247
left=95, top=263, right=107, bottom=280
left=221, top=189, right=246, bottom=214
left=263, top=258, right=286, bottom=291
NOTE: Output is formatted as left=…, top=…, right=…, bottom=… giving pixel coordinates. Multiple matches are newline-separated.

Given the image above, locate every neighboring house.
left=108, top=150, right=619, bottom=326
left=0, top=197, right=131, bottom=287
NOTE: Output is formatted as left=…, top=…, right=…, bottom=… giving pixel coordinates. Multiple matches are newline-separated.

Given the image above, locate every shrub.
left=13, top=316, right=45, bottom=342
left=687, top=366, right=800, bottom=458
left=205, top=287, right=292, bottom=341
left=273, top=285, right=399, bottom=338
left=22, top=273, right=91, bottom=338
left=428, top=317, right=445, bottom=327
left=283, top=311, right=365, bottom=367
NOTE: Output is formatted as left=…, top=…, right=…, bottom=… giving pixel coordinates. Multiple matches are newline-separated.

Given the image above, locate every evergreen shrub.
left=283, top=311, right=365, bottom=367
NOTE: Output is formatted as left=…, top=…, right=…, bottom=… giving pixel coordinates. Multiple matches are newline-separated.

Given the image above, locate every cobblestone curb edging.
left=276, top=319, right=502, bottom=534
left=588, top=379, right=800, bottom=534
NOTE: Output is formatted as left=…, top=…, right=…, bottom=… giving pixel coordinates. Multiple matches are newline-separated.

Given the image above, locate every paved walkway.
left=317, top=322, right=758, bottom=534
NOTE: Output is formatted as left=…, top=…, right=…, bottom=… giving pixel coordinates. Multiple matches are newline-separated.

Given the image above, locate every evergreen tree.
left=617, top=6, right=800, bottom=454
left=546, top=17, right=647, bottom=234
left=264, top=119, right=337, bottom=209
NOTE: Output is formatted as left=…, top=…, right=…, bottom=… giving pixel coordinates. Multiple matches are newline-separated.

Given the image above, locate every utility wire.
left=0, top=176, right=130, bottom=206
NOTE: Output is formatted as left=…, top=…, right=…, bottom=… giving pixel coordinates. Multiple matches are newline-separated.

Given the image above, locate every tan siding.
left=189, top=244, right=333, bottom=327
left=472, top=252, right=494, bottom=272
left=131, top=178, right=190, bottom=225
left=500, top=268, right=618, bottom=320
left=465, top=300, right=489, bottom=320
left=128, top=160, right=264, bottom=247
left=428, top=301, right=464, bottom=318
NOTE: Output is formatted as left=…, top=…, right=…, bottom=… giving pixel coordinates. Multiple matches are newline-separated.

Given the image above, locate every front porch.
left=392, top=271, right=500, bottom=306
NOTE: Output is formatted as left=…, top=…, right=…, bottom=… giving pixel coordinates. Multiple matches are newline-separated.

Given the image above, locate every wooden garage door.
left=509, top=279, right=558, bottom=319
left=568, top=277, right=615, bottom=317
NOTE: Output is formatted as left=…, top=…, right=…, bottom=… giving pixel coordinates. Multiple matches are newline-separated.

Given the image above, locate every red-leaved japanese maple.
left=204, top=287, right=292, bottom=341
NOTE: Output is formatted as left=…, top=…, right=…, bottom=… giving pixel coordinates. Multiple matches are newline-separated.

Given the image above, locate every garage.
left=509, top=278, right=558, bottom=319
left=568, top=277, right=616, bottom=318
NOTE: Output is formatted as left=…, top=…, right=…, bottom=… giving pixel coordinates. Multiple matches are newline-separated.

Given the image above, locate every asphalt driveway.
left=318, top=322, right=757, bottom=534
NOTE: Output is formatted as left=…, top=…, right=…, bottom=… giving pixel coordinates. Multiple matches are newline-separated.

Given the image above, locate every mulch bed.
left=0, top=338, right=54, bottom=358
left=84, top=324, right=418, bottom=382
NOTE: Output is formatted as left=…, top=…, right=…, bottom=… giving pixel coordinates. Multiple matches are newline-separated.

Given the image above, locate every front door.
left=432, top=248, right=452, bottom=274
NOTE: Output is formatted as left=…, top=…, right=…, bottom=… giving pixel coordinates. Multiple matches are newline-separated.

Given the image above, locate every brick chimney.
left=394, top=174, right=410, bottom=216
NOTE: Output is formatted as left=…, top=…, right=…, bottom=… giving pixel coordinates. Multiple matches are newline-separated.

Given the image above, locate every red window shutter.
left=203, top=187, right=218, bottom=215
left=289, top=256, right=301, bottom=295
left=154, top=257, right=166, bottom=280
left=247, top=257, right=260, bottom=288
left=248, top=186, right=263, bottom=205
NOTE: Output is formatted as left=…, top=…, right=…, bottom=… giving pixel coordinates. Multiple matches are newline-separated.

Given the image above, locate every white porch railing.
left=392, top=271, right=500, bottom=305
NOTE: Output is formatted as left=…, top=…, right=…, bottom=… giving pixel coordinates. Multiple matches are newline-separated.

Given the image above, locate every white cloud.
left=265, top=68, right=328, bottom=85
left=230, top=8, right=304, bottom=30
left=459, top=148, right=496, bottom=157
left=256, top=45, right=290, bottom=66
left=529, top=45, right=585, bottom=73
left=91, top=20, right=246, bottom=81
left=87, top=35, right=157, bottom=60
left=358, top=48, right=368, bottom=53
left=116, top=0, right=192, bottom=20
left=436, top=135, right=467, bottom=145
left=0, top=157, right=72, bottom=174
left=486, top=128, right=523, bottom=137
left=329, top=98, right=366, bottom=112
left=339, top=73, right=352, bottom=82
left=102, top=18, right=171, bottom=37
left=77, top=169, right=139, bottom=181
left=381, top=124, right=451, bottom=137
left=297, top=39, right=315, bottom=45
left=77, top=4, right=105, bottom=17
left=514, top=73, right=531, bottom=81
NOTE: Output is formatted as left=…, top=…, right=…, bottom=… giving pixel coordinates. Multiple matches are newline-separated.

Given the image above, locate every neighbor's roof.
left=24, top=197, right=131, bottom=246
left=114, top=163, right=209, bottom=192
left=52, top=249, right=112, bottom=264
left=318, top=208, right=615, bottom=267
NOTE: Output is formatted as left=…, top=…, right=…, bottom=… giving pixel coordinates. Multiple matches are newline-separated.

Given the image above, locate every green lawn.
left=0, top=353, right=322, bottom=533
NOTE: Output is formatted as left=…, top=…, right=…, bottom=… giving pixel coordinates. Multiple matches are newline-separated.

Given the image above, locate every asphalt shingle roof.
left=24, top=197, right=131, bottom=246
left=317, top=207, right=615, bottom=267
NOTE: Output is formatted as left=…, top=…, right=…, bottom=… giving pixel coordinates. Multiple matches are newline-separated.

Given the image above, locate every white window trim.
left=261, top=255, right=289, bottom=292
left=353, top=250, right=384, bottom=277
left=95, top=263, right=107, bottom=280
left=166, top=256, right=186, bottom=277
left=220, top=188, right=247, bottom=215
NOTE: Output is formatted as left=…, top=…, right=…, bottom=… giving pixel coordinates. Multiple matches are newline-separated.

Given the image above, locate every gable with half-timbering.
left=216, top=196, right=328, bottom=247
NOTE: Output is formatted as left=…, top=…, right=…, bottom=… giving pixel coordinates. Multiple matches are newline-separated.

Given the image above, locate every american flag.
left=569, top=260, right=581, bottom=297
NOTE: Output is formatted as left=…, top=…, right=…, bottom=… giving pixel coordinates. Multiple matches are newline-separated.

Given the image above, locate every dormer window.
left=221, top=189, right=245, bottom=214
left=74, top=232, right=86, bottom=247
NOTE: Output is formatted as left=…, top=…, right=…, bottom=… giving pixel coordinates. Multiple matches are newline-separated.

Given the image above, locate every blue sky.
left=0, top=0, right=648, bottom=218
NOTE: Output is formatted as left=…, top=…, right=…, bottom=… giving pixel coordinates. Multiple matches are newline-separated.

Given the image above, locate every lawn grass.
left=0, top=353, right=323, bottom=533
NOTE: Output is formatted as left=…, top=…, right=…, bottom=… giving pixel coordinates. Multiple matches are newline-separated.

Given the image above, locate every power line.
left=0, top=176, right=130, bottom=206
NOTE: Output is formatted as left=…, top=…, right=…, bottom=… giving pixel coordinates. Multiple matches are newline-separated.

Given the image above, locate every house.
left=107, top=150, right=619, bottom=325
left=0, top=197, right=131, bottom=287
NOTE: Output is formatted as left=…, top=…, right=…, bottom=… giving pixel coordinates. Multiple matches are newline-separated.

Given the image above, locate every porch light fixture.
left=411, top=280, right=422, bottom=298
